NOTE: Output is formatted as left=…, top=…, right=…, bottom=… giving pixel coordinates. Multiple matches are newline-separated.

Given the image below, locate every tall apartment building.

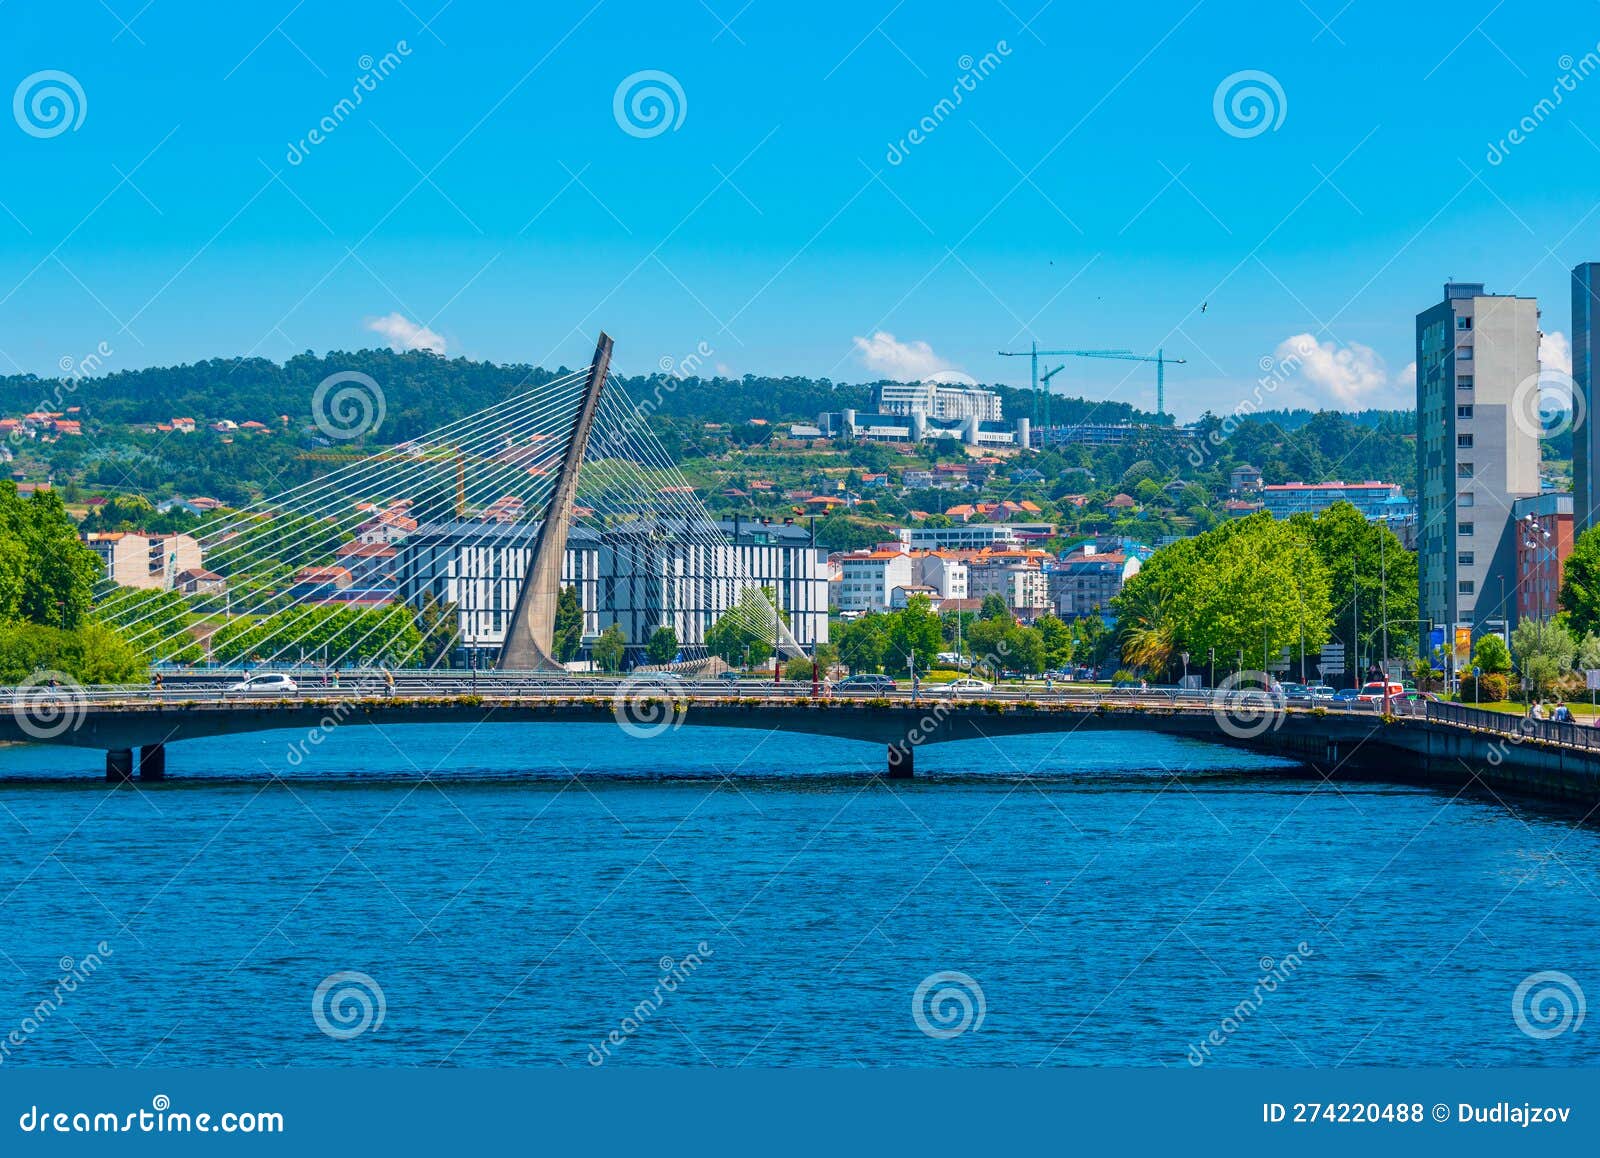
left=1415, top=282, right=1541, bottom=646
left=1573, top=263, right=1600, bottom=533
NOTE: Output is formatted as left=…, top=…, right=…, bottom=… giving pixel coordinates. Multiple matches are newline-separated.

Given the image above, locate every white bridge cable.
left=276, top=375, right=666, bottom=671
left=119, top=375, right=591, bottom=662
left=582, top=385, right=798, bottom=654
left=102, top=366, right=593, bottom=635
left=580, top=374, right=807, bottom=659
left=94, top=366, right=594, bottom=601
left=114, top=357, right=809, bottom=671
left=263, top=370, right=684, bottom=671
left=127, top=373, right=594, bottom=661
left=205, top=385, right=596, bottom=668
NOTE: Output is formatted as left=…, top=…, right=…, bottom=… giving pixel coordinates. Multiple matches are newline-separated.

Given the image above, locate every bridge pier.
left=888, top=743, right=914, bottom=780
left=104, top=748, right=134, bottom=784
left=138, top=743, right=166, bottom=782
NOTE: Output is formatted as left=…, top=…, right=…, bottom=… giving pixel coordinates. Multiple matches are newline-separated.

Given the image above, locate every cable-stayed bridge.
left=23, top=332, right=1600, bottom=806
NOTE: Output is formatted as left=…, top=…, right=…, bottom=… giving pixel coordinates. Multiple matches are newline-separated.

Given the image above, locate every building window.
left=1457, top=491, right=1474, bottom=508
left=1459, top=522, right=1474, bottom=536
left=1458, top=376, right=1474, bottom=389
left=1457, top=316, right=1472, bottom=330
left=1457, top=405, right=1473, bottom=419
left=1459, top=580, right=1475, bottom=595
left=1457, top=463, right=1473, bottom=478
left=1458, top=346, right=1473, bottom=360
left=1457, top=433, right=1473, bottom=448
left=1459, top=552, right=1474, bottom=566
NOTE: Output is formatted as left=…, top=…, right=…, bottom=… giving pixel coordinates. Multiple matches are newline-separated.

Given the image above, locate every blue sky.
left=2, top=0, right=1598, bottom=418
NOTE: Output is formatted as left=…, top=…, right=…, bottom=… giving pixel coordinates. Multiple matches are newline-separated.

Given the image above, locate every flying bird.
left=1201, top=301, right=1208, bottom=313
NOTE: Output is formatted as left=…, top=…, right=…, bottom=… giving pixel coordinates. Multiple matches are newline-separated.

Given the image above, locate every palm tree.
left=1118, top=583, right=1175, bottom=677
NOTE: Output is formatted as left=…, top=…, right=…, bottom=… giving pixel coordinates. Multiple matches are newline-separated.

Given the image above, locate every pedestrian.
left=1530, top=700, right=1546, bottom=721
left=384, top=668, right=396, bottom=698
left=1555, top=701, right=1572, bottom=723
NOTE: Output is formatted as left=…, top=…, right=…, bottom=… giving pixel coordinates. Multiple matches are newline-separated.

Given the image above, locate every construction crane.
left=1035, top=363, right=1064, bottom=436
left=998, top=342, right=1188, bottom=420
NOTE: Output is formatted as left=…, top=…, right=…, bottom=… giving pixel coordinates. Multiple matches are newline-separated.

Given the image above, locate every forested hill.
left=0, top=348, right=1157, bottom=441
left=1, top=349, right=1424, bottom=505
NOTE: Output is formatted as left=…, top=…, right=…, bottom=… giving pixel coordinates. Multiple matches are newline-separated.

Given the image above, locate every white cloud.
left=852, top=331, right=956, bottom=381
left=1541, top=330, right=1572, bottom=377
left=1274, top=332, right=1406, bottom=409
left=366, top=312, right=446, bottom=355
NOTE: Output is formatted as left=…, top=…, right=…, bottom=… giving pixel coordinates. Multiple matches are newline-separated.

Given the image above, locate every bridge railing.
left=1426, top=700, right=1600, bottom=752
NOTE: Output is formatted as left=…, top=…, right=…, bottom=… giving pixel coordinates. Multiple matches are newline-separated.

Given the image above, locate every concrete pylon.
left=498, top=332, right=612, bottom=671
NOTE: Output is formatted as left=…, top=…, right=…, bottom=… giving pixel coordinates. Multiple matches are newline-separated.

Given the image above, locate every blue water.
left=0, top=723, right=1596, bottom=1068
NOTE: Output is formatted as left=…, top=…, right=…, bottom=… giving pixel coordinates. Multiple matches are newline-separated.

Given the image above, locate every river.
left=0, top=724, right=1595, bottom=1067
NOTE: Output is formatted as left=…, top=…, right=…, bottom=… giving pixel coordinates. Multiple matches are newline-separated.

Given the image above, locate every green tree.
left=836, top=613, right=887, bottom=673
left=414, top=593, right=459, bottom=667
left=1512, top=618, right=1576, bottom=699
left=646, top=625, right=679, bottom=665
left=883, top=594, right=944, bottom=677
left=1471, top=633, right=1512, bottom=675
left=593, top=623, right=626, bottom=673
left=552, top=585, right=584, bottom=663
left=1034, top=614, right=1074, bottom=670
left=978, top=593, right=1010, bottom=621
left=1560, top=526, right=1600, bottom=637
left=1114, top=513, right=1332, bottom=675
left=1290, top=502, right=1418, bottom=669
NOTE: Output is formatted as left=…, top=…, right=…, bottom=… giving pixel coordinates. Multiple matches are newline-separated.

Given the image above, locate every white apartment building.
left=836, top=548, right=968, bottom=612
left=83, top=532, right=203, bottom=590
left=1415, top=282, right=1540, bottom=644
left=967, top=556, right=1050, bottom=618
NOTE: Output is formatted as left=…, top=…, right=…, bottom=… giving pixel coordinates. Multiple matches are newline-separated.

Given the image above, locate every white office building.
left=599, top=517, right=829, bottom=657
left=394, top=520, right=603, bottom=666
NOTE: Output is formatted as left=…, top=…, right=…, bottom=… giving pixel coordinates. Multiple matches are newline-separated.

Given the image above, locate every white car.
left=940, top=677, right=995, bottom=694
left=226, top=673, right=299, bottom=694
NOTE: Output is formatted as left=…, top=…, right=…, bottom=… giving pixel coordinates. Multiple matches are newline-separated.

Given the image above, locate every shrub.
left=1458, top=672, right=1510, bottom=702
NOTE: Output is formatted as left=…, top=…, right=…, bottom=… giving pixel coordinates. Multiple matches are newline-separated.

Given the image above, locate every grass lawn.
left=1453, top=699, right=1600, bottom=717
